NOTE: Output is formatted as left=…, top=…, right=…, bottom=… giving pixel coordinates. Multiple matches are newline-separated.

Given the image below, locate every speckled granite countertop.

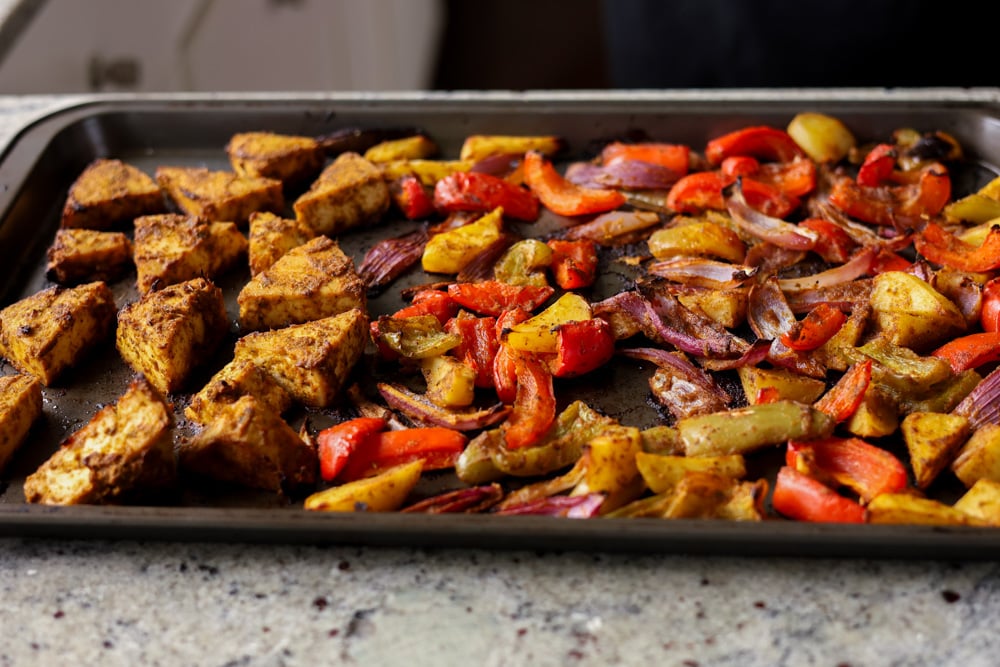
left=2, top=94, right=1000, bottom=667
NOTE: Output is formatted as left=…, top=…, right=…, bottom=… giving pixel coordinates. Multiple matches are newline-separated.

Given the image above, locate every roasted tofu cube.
left=179, top=395, right=316, bottom=492
left=0, top=281, right=116, bottom=386
left=184, top=358, right=292, bottom=425
left=155, top=166, right=283, bottom=226
left=133, top=214, right=248, bottom=294
left=293, top=152, right=389, bottom=235
left=23, top=377, right=175, bottom=505
left=0, top=373, right=43, bottom=473
left=247, top=210, right=315, bottom=276
left=226, top=131, right=325, bottom=184
left=60, top=158, right=164, bottom=229
left=116, top=277, right=229, bottom=395
left=233, top=308, right=367, bottom=407
left=238, top=236, right=365, bottom=331
left=45, top=228, right=133, bottom=285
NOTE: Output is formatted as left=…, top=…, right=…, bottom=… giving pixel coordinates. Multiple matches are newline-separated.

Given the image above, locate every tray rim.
left=4, top=88, right=1000, bottom=557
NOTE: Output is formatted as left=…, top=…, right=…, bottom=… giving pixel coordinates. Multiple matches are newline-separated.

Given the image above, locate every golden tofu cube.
left=133, top=214, right=248, bottom=294
left=155, top=166, right=283, bottom=226
left=23, top=377, right=175, bottom=505
left=238, top=236, right=365, bottom=331
left=0, top=281, right=116, bottom=386
left=45, top=228, right=133, bottom=285
left=60, top=158, right=164, bottom=229
left=293, top=152, right=389, bottom=235
left=247, top=210, right=316, bottom=277
left=226, top=131, right=325, bottom=184
left=184, top=358, right=292, bottom=425
left=116, top=277, right=229, bottom=395
left=180, top=395, right=316, bottom=492
left=234, top=308, right=367, bottom=407
left=0, top=373, right=43, bottom=473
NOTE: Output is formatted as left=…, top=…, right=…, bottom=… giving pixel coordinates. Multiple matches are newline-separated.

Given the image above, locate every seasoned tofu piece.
left=0, top=281, right=116, bottom=386
left=233, top=308, right=367, bottom=407
left=226, top=131, right=325, bottom=184
left=179, top=395, right=317, bottom=492
left=116, top=277, right=229, bottom=395
left=184, top=358, right=292, bottom=425
left=23, top=377, right=175, bottom=505
left=238, top=236, right=365, bottom=331
left=60, top=158, right=164, bottom=229
left=155, top=166, right=283, bottom=226
left=247, top=210, right=315, bottom=277
left=45, top=228, right=133, bottom=285
left=133, top=214, right=247, bottom=294
left=293, top=152, right=389, bottom=235
left=0, top=373, right=43, bottom=473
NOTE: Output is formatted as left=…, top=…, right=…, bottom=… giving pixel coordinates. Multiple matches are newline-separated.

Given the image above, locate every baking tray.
left=3, top=90, right=1000, bottom=558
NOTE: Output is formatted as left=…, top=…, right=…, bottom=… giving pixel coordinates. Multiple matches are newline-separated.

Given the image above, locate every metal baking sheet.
left=3, top=90, right=1000, bottom=558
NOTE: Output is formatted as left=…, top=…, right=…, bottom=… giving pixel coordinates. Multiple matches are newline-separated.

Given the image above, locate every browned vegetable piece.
left=0, top=373, right=42, bottom=474
left=571, top=427, right=645, bottom=513
left=116, top=277, right=229, bottom=395
left=870, top=271, right=966, bottom=353
left=0, top=281, right=116, bottom=386
left=179, top=395, right=317, bottom=493
left=867, top=492, right=974, bottom=526
left=844, top=383, right=899, bottom=439
left=155, top=166, right=283, bottom=226
left=247, top=210, right=315, bottom=276
left=678, top=401, right=834, bottom=457
left=23, top=377, right=175, bottom=505
left=238, top=236, right=365, bottom=331
left=304, top=460, right=423, bottom=512
left=952, top=423, right=1000, bottom=488
left=60, top=158, right=164, bottom=229
left=185, top=358, right=293, bottom=426
left=635, top=452, right=746, bottom=494
left=293, top=152, right=390, bottom=235
left=45, top=228, right=133, bottom=285
left=660, top=472, right=766, bottom=521
left=132, top=213, right=247, bottom=294
left=953, top=479, right=1000, bottom=524
left=226, top=131, right=325, bottom=184
left=900, top=412, right=970, bottom=490
left=737, top=365, right=826, bottom=405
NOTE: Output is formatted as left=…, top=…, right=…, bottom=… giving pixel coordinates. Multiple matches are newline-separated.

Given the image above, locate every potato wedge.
left=900, top=412, right=970, bottom=489
left=364, top=135, right=437, bottom=163
left=738, top=365, right=826, bottom=405
left=571, top=427, right=643, bottom=512
left=870, top=271, right=966, bottom=352
left=304, top=459, right=423, bottom=512
left=952, top=423, right=1000, bottom=488
left=636, top=452, right=746, bottom=494
left=953, top=479, right=1000, bottom=525
left=867, top=492, right=972, bottom=526
left=459, top=135, right=565, bottom=162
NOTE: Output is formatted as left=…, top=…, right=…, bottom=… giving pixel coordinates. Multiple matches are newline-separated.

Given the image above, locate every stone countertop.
left=2, top=94, right=1000, bottom=667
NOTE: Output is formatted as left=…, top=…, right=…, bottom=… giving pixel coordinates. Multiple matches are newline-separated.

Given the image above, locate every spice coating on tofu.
left=184, top=358, right=293, bottom=426
left=133, top=214, right=248, bottom=294
left=46, top=228, right=133, bottom=285
left=60, top=158, right=164, bottom=230
left=23, top=377, right=176, bottom=505
left=293, top=152, right=390, bottom=235
left=238, top=235, right=365, bottom=331
left=155, top=165, right=284, bottom=226
left=0, top=281, right=116, bottom=386
left=233, top=308, right=368, bottom=408
left=226, top=131, right=325, bottom=184
left=0, top=373, right=43, bottom=473
left=116, top=277, right=229, bottom=395
left=247, top=210, right=316, bottom=277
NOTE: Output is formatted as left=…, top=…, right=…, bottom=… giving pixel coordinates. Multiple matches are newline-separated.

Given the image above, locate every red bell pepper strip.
left=931, top=332, right=1000, bottom=373
left=814, top=360, right=872, bottom=423
left=317, top=417, right=387, bottom=482
left=493, top=308, right=531, bottom=403
left=392, top=289, right=460, bottom=324
left=666, top=171, right=800, bottom=219
left=389, top=175, right=436, bottom=220
left=829, top=165, right=951, bottom=226
left=548, top=317, right=615, bottom=378
left=857, top=143, right=897, bottom=187
left=753, top=157, right=817, bottom=198
left=433, top=171, right=540, bottom=222
left=915, top=222, right=1000, bottom=272
left=339, top=426, right=468, bottom=482
left=445, top=313, right=500, bottom=388
left=798, top=218, right=857, bottom=264
left=720, top=156, right=760, bottom=180
left=705, top=126, right=806, bottom=166
left=755, top=387, right=782, bottom=404
left=981, top=277, right=1000, bottom=333
left=786, top=437, right=908, bottom=503
left=547, top=239, right=599, bottom=290
left=446, top=280, right=554, bottom=317
left=772, top=466, right=867, bottom=523
left=601, top=141, right=690, bottom=175
left=780, top=303, right=847, bottom=351
left=870, top=249, right=913, bottom=274
left=501, top=351, right=557, bottom=449
left=523, top=150, right=626, bottom=217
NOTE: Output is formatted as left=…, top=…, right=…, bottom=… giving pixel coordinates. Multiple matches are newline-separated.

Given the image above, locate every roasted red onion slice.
left=470, top=153, right=522, bottom=177
left=358, top=228, right=429, bottom=291
left=377, top=382, right=511, bottom=431
left=776, top=247, right=877, bottom=291
left=954, top=366, right=1000, bottom=429
left=619, top=347, right=731, bottom=418
left=725, top=179, right=818, bottom=250
left=647, top=258, right=758, bottom=289
left=784, top=280, right=873, bottom=314
left=563, top=210, right=661, bottom=244
left=749, top=277, right=826, bottom=378
left=492, top=493, right=605, bottom=518
left=401, top=483, right=504, bottom=514
left=565, top=159, right=681, bottom=190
